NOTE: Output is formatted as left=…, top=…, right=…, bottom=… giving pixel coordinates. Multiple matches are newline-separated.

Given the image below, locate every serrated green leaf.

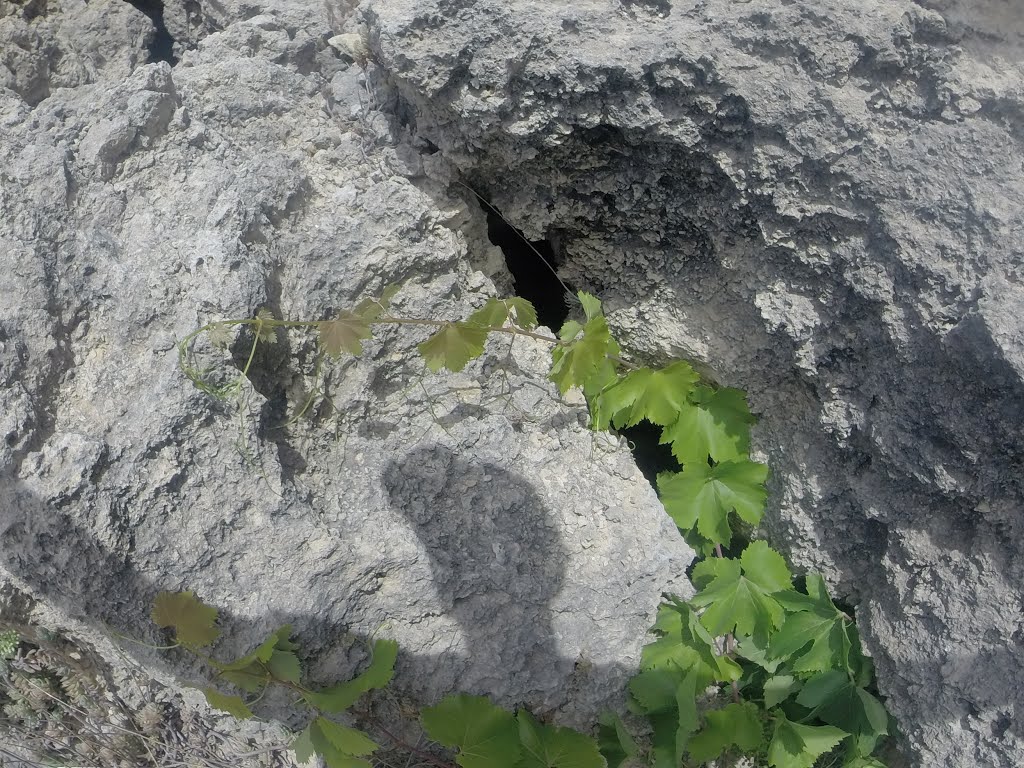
left=418, top=322, right=488, bottom=373
left=557, top=319, right=584, bottom=342
left=151, top=591, right=220, bottom=648
left=420, top=694, right=521, bottom=768
left=660, top=386, right=755, bottom=463
left=674, top=671, right=699, bottom=763
left=467, top=298, right=509, bottom=328
left=505, top=297, right=538, bottom=330
left=763, top=674, right=801, bottom=708
left=644, top=597, right=741, bottom=684
left=292, top=724, right=316, bottom=764
left=303, top=717, right=375, bottom=768
left=596, top=712, right=638, bottom=768
left=583, top=358, right=620, bottom=403
left=202, top=687, right=253, bottom=719
left=517, top=709, right=605, bottom=768
left=690, top=555, right=786, bottom=641
left=315, top=717, right=379, bottom=756
left=773, top=613, right=852, bottom=675
left=687, top=702, right=763, bottom=763
left=577, top=292, right=603, bottom=322
left=648, top=711, right=679, bottom=768
left=796, top=671, right=888, bottom=755
left=549, top=316, right=620, bottom=395
left=628, top=669, right=679, bottom=714
left=736, top=633, right=782, bottom=674
left=219, top=665, right=268, bottom=693
left=593, top=362, right=699, bottom=429
left=305, top=639, right=397, bottom=713
left=268, top=649, right=302, bottom=683
left=690, top=558, right=733, bottom=590
left=320, top=311, right=372, bottom=357
left=768, top=715, right=847, bottom=768
left=213, top=625, right=292, bottom=673
left=740, top=542, right=793, bottom=593
left=768, top=578, right=856, bottom=676
left=657, top=459, right=768, bottom=547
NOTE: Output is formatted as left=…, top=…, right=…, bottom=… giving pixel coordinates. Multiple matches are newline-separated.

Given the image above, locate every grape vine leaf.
left=689, top=543, right=792, bottom=641
left=517, top=709, right=606, bottom=768
left=420, top=694, right=521, bottom=768
left=202, top=687, right=253, bottom=719
left=657, top=459, right=769, bottom=546
left=294, top=717, right=376, bottom=768
left=577, top=292, right=604, bottom=321
left=319, top=311, right=372, bottom=358
left=211, top=624, right=295, bottom=692
left=763, top=674, right=801, bottom=709
left=628, top=669, right=680, bottom=715
left=660, top=386, right=756, bottom=463
left=505, top=297, right=538, bottom=330
left=467, top=298, right=509, bottom=328
left=592, top=362, right=699, bottom=429
left=292, top=724, right=316, bottom=764
left=218, top=667, right=267, bottom=693
left=769, top=574, right=855, bottom=675
left=549, top=316, right=621, bottom=395
left=151, top=591, right=220, bottom=648
left=267, top=649, right=302, bottom=683
left=795, top=671, right=889, bottom=756
left=418, top=322, right=489, bottom=373
left=687, top=702, right=763, bottom=763
left=558, top=319, right=584, bottom=342
left=673, top=670, right=700, bottom=764
left=648, top=711, right=680, bottom=768
left=767, top=715, right=847, bottom=768
left=304, top=639, right=397, bottom=713
left=597, top=712, right=638, bottom=768
left=641, top=599, right=741, bottom=685
left=316, top=718, right=379, bottom=757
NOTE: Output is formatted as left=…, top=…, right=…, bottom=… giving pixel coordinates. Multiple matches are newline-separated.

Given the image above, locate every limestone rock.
left=363, top=0, right=1024, bottom=765
left=0, top=0, right=692, bottom=744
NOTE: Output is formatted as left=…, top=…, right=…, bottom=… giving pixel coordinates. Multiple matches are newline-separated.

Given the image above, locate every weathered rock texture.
left=362, top=0, right=1024, bottom=765
left=0, top=0, right=692, bottom=746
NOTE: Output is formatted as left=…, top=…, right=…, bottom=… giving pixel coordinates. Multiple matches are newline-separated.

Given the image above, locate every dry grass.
left=0, top=626, right=297, bottom=768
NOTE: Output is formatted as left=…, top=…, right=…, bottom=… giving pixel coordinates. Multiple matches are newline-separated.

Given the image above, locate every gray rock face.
left=362, top=0, right=1024, bottom=765
left=0, top=0, right=691, bottom=743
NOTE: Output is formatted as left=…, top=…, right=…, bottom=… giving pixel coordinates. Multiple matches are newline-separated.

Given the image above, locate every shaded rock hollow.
left=362, top=0, right=1024, bottom=766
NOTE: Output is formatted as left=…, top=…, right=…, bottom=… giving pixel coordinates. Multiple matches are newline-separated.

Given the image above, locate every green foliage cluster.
left=173, top=288, right=893, bottom=768
left=152, top=591, right=397, bottom=767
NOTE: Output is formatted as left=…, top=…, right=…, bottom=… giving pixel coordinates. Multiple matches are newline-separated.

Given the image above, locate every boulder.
left=0, top=0, right=691, bottom=748
left=362, top=0, right=1024, bottom=765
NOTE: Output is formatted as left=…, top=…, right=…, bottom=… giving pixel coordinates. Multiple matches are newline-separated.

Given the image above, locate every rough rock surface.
left=362, top=0, right=1024, bottom=765
left=0, top=0, right=692, bottom=744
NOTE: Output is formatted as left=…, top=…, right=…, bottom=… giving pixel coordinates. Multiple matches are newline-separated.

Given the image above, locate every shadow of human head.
left=381, top=444, right=567, bottom=698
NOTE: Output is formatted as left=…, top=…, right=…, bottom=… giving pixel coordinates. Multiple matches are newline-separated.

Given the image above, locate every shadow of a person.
left=382, top=444, right=568, bottom=702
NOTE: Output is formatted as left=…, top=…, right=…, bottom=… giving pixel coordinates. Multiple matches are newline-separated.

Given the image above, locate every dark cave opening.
left=617, top=420, right=680, bottom=487
left=480, top=200, right=573, bottom=332
left=124, top=0, right=177, bottom=66
left=476, top=197, right=684, bottom=521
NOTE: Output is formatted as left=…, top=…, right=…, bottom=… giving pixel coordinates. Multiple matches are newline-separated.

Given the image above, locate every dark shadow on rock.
left=381, top=444, right=568, bottom=704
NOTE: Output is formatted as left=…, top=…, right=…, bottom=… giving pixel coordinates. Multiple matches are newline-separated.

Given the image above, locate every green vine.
left=165, top=286, right=893, bottom=768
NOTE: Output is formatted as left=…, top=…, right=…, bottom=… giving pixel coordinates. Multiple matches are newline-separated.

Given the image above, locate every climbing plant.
left=169, top=287, right=893, bottom=768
